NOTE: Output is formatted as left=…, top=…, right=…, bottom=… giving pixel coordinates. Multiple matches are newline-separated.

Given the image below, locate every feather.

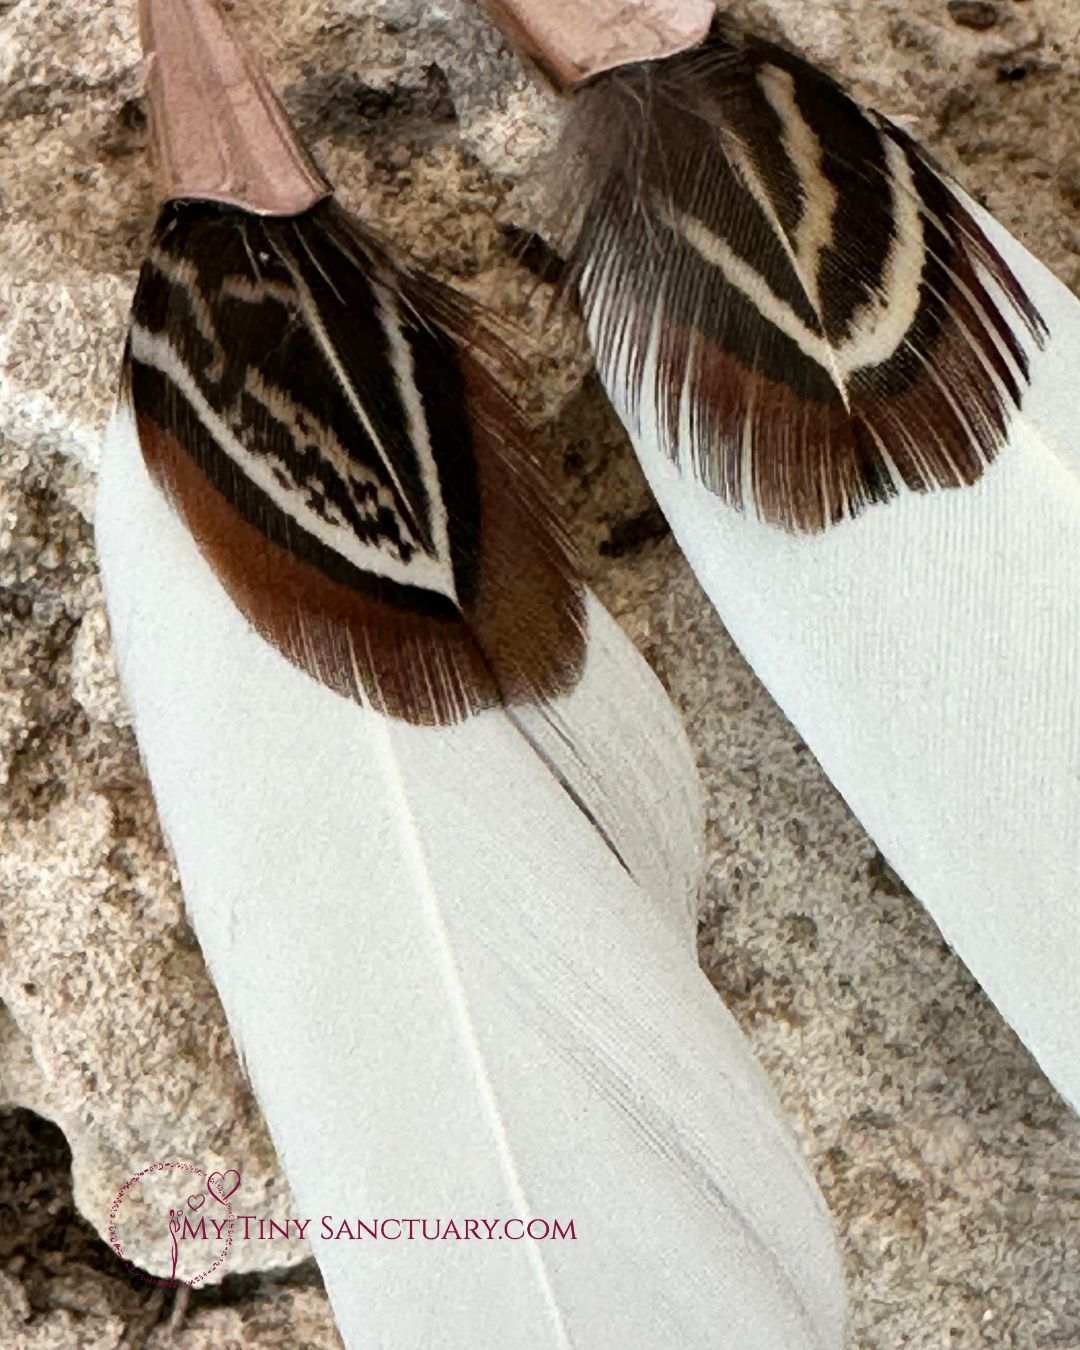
left=519, top=17, right=1080, bottom=1107
left=96, top=2, right=847, bottom=1345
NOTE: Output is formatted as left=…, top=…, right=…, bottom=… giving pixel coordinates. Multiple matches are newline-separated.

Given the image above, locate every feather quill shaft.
left=96, top=2, right=847, bottom=1344
left=483, top=9, right=1080, bottom=1108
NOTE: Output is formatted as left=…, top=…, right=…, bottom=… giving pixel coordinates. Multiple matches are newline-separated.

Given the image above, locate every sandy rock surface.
left=1, top=0, right=1079, bottom=1345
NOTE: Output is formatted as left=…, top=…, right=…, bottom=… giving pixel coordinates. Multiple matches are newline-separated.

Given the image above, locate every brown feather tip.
left=124, top=199, right=586, bottom=727
left=557, top=20, right=1047, bottom=533
left=140, top=0, right=331, bottom=215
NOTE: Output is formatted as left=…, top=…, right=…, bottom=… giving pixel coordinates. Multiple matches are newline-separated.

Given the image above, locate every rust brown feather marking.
left=136, top=411, right=499, bottom=723
left=456, top=358, right=587, bottom=710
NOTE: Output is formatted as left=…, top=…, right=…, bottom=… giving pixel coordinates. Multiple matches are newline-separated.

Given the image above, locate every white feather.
left=96, top=403, right=846, bottom=1347
left=593, top=194, right=1080, bottom=1111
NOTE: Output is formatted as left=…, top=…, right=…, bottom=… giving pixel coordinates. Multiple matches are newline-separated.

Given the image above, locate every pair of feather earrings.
left=96, top=0, right=1080, bottom=1346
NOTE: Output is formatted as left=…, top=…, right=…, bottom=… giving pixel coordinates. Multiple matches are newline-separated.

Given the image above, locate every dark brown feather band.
left=124, top=199, right=585, bottom=726
left=562, top=21, right=1047, bottom=533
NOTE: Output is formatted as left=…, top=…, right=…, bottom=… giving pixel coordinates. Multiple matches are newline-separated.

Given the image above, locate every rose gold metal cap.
left=480, top=0, right=714, bottom=90
left=140, top=0, right=332, bottom=216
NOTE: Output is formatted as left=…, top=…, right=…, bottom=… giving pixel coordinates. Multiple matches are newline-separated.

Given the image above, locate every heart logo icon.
left=187, top=1192, right=206, bottom=1211
left=208, top=1169, right=241, bottom=1204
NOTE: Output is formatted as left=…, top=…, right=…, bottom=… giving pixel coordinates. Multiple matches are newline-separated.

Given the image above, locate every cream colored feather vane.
left=480, top=4, right=1080, bottom=1109
left=95, top=1, right=846, bottom=1346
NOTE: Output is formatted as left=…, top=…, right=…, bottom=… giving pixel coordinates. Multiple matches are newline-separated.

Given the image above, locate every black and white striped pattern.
left=124, top=199, right=585, bottom=724
left=566, top=21, right=1047, bottom=533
